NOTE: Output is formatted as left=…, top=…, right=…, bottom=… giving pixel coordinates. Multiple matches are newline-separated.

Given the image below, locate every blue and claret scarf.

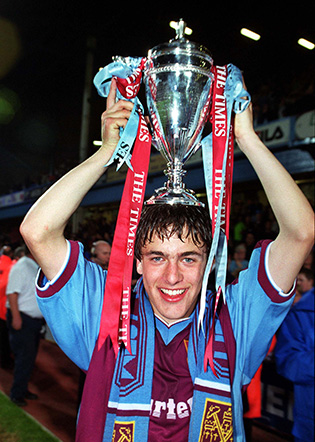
left=76, top=279, right=236, bottom=441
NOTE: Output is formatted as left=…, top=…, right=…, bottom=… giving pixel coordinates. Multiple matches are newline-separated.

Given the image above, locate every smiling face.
left=136, top=231, right=208, bottom=323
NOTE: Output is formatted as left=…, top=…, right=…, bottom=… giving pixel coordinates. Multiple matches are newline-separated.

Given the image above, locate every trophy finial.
left=169, top=19, right=192, bottom=40
left=175, top=18, right=186, bottom=39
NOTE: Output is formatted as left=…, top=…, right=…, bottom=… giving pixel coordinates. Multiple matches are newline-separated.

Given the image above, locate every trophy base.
left=145, top=187, right=205, bottom=207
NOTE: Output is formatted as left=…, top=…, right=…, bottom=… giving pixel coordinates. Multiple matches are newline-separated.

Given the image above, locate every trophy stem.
left=145, top=158, right=204, bottom=207
left=165, top=159, right=186, bottom=192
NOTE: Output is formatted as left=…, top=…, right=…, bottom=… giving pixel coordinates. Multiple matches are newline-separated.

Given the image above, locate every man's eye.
left=183, top=257, right=194, bottom=263
left=152, top=256, right=163, bottom=262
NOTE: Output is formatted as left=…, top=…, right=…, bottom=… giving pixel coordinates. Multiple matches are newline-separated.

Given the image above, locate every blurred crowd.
left=5, top=159, right=76, bottom=196
left=251, top=62, right=315, bottom=126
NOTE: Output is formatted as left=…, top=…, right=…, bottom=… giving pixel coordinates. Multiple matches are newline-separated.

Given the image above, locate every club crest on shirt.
left=112, top=421, right=135, bottom=442
left=198, top=398, right=233, bottom=441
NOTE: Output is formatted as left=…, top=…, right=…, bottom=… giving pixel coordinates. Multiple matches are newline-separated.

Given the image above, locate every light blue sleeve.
left=36, top=240, right=106, bottom=370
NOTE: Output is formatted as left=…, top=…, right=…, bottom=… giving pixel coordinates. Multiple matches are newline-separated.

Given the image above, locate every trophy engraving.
left=144, top=19, right=214, bottom=205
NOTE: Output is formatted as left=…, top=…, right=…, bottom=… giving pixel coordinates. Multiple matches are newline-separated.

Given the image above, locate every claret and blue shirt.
left=36, top=239, right=295, bottom=442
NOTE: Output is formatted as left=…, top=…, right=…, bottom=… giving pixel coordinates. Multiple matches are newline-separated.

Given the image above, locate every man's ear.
left=136, top=259, right=143, bottom=275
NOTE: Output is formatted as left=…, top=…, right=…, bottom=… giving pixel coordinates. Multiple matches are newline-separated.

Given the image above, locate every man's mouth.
left=159, top=288, right=187, bottom=302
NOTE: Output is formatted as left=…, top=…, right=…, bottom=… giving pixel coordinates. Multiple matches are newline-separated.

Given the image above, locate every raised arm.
left=234, top=101, right=314, bottom=293
left=20, top=79, right=133, bottom=280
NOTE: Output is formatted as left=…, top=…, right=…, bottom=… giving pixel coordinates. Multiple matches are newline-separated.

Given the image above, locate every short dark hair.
left=134, top=204, right=212, bottom=260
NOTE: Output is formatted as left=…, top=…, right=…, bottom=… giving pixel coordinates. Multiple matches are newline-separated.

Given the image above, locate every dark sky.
left=0, top=1, right=314, bottom=194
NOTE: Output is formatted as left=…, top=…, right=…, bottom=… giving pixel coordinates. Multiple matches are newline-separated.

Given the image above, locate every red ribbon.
left=98, top=61, right=151, bottom=354
left=98, top=111, right=151, bottom=354
left=210, top=65, right=234, bottom=239
left=204, top=65, right=234, bottom=375
left=115, top=58, right=146, bottom=99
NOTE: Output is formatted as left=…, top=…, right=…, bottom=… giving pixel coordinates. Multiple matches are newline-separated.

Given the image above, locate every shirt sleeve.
left=226, top=240, right=295, bottom=385
left=36, top=240, right=106, bottom=370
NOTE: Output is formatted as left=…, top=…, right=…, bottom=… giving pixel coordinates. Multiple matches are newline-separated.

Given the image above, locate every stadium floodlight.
left=240, top=28, right=261, bottom=41
left=298, top=38, right=315, bottom=50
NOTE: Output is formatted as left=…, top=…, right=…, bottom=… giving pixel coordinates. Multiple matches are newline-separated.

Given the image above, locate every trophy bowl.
left=144, top=21, right=213, bottom=206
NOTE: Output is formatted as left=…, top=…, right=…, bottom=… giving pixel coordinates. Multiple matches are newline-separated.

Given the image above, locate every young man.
left=20, top=79, right=314, bottom=441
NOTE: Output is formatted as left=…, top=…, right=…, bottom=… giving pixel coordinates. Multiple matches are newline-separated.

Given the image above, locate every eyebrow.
left=143, top=250, right=205, bottom=258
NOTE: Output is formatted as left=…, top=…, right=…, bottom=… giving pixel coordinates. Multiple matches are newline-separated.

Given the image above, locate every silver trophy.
left=144, top=19, right=213, bottom=206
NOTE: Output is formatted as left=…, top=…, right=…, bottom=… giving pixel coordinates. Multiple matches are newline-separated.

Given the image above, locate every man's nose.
left=164, top=260, right=183, bottom=285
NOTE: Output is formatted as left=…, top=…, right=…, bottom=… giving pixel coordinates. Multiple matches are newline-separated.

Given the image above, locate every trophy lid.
left=147, top=19, right=213, bottom=73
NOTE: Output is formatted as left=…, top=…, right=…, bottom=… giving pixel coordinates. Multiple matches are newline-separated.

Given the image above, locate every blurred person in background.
left=228, top=243, right=249, bottom=278
left=90, top=240, right=111, bottom=271
left=294, top=267, right=314, bottom=304
left=13, top=245, right=26, bottom=263
left=275, top=284, right=314, bottom=442
left=6, top=245, right=44, bottom=406
left=302, top=250, right=314, bottom=272
left=244, top=231, right=256, bottom=261
left=0, top=245, right=14, bottom=369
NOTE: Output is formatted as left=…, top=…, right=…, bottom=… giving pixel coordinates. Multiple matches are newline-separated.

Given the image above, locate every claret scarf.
left=76, top=56, right=250, bottom=441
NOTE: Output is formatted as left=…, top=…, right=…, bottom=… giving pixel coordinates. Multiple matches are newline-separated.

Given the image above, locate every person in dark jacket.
left=275, top=288, right=314, bottom=442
